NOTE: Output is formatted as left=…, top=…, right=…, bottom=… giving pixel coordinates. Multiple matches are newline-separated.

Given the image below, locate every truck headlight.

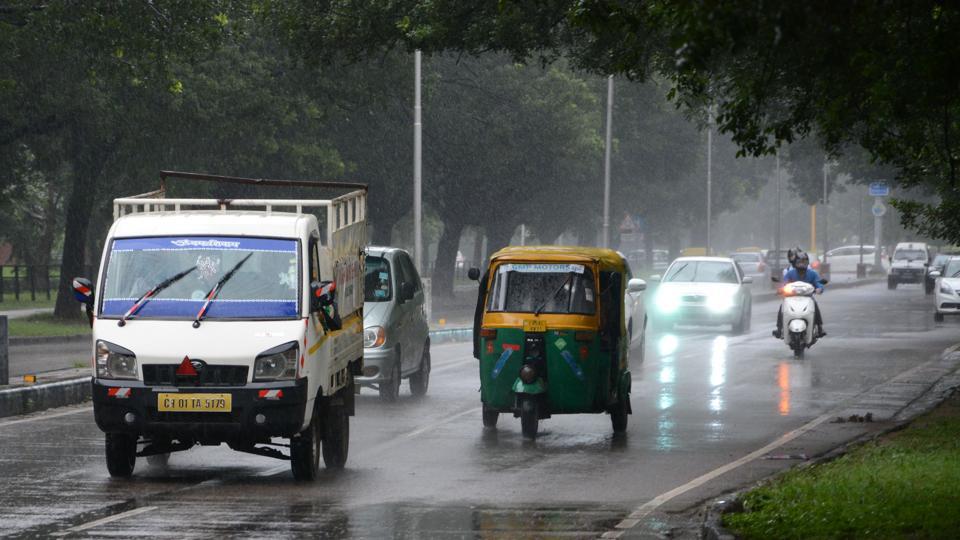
left=364, top=326, right=386, bottom=348
left=96, top=340, right=138, bottom=380
left=254, top=342, right=299, bottom=381
left=656, top=291, right=680, bottom=314
left=707, top=293, right=736, bottom=313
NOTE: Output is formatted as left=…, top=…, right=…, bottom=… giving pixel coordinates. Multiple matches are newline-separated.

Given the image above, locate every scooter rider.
left=782, top=246, right=802, bottom=279
left=773, top=252, right=826, bottom=339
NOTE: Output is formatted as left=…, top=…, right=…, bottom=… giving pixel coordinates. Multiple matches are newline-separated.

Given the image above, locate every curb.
left=700, top=346, right=960, bottom=539
left=9, top=334, right=89, bottom=346
left=429, top=326, right=472, bottom=344
left=0, top=377, right=91, bottom=420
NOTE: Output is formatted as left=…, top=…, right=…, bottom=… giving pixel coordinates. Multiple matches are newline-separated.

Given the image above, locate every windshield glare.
left=664, top=261, right=739, bottom=284
left=101, top=236, right=299, bottom=319
left=365, top=256, right=391, bottom=302
left=487, top=263, right=596, bottom=314
left=894, top=249, right=925, bottom=261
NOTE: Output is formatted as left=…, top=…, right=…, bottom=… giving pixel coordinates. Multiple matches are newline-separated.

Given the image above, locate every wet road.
left=1, top=282, right=958, bottom=538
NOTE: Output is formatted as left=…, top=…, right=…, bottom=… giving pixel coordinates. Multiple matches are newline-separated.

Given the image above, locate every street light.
left=413, top=50, right=422, bottom=272
left=602, top=75, right=613, bottom=248
left=706, top=104, right=713, bottom=256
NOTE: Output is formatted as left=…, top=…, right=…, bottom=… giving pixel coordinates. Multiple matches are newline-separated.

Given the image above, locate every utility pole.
left=602, top=75, right=613, bottom=248
left=706, top=105, right=713, bottom=256
left=822, top=161, right=829, bottom=263
left=413, top=50, right=423, bottom=272
left=775, top=151, right=782, bottom=275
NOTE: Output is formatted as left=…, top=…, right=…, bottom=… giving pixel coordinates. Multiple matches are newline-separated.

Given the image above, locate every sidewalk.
left=0, top=307, right=54, bottom=320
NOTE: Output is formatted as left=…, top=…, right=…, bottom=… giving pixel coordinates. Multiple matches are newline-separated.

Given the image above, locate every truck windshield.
left=101, top=236, right=299, bottom=319
left=487, top=263, right=596, bottom=314
left=364, top=256, right=391, bottom=302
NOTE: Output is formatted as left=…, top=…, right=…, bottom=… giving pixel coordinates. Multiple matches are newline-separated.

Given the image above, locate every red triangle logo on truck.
left=176, top=356, right=198, bottom=376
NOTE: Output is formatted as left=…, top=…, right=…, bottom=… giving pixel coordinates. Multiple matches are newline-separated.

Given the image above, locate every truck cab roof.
left=108, top=211, right=318, bottom=241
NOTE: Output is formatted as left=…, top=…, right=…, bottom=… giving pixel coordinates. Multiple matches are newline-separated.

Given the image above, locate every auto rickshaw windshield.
left=486, top=263, right=596, bottom=314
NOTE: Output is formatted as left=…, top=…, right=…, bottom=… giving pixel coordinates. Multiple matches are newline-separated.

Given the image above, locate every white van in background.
left=888, top=242, right=931, bottom=289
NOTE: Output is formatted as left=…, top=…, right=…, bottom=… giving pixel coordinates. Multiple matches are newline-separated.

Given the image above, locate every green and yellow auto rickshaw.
left=468, top=246, right=633, bottom=438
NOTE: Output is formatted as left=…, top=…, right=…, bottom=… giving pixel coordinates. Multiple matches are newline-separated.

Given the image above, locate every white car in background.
left=822, top=245, right=886, bottom=274
left=651, top=256, right=753, bottom=334
left=729, top=251, right=770, bottom=284
left=931, top=257, right=960, bottom=322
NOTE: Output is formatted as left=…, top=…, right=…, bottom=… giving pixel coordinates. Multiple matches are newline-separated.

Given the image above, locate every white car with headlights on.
left=651, top=256, right=753, bottom=334
left=930, top=256, right=960, bottom=322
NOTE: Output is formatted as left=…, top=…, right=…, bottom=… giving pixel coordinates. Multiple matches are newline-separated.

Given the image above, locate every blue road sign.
left=869, top=182, right=890, bottom=197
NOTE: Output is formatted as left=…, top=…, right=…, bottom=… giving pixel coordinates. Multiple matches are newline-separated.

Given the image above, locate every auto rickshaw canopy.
left=489, top=246, right=628, bottom=272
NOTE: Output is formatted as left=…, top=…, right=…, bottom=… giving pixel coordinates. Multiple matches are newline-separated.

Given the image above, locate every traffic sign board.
left=872, top=199, right=887, bottom=217
left=869, top=182, right=890, bottom=197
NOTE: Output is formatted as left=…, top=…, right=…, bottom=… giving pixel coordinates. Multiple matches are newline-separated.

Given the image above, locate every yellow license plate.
left=157, top=393, right=232, bottom=412
left=523, top=319, right=547, bottom=333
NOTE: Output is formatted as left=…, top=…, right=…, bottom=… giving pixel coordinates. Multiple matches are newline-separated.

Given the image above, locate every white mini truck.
left=72, top=172, right=366, bottom=480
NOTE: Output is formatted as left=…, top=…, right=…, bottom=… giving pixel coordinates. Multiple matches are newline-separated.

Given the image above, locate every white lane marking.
left=603, top=342, right=960, bottom=538
left=0, top=406, right=91, bottom=429
left=50, top=506, right=157, bottom=537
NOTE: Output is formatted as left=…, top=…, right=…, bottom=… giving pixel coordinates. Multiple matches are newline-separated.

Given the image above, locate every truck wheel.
left=888, top=276, right=897, bottom=290
left=290, top=409, right=321, bottom=481
left=520, top=399, right=539, bottom=439
left=409, top=341, right=430, bottom=397
left=935, top=312, right=945, bottom=322
left=105, top=432, right=137, bottom=478
left=322, top=405, right=349, bottom=469
left=482, top=405, right=499, bottom=428
left=379, top=355, right=401, bottom=402
left=610, top=392, right=629, bottom=433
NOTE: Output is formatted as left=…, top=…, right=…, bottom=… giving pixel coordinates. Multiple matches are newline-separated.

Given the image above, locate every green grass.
left=724, top=395, right=960, bottom=539
left=7, top=313, right=90, bottom=337
left=0, top=296, right=56, bottom=310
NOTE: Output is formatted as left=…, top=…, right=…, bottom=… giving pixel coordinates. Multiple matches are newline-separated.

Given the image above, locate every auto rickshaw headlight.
left=519, top=364, right=538, bottom=384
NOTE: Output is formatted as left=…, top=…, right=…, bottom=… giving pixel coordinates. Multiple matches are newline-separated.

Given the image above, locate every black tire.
left=610, top=391, right=629, bottom=433
left=926, top=282, right=935, bottom=295
left=290, top=409, right=321, bottom=481
left=793, top=345, right=804, bottom=359
left=935, top=312, right=945, bottom=322
left=146, top=453, right=170, bottom=467
left=888, top=277, right=897, bottom=290
left=379, top=355, right=401, bottom=402
left=409, top=341, right=430, bottom=397
left=322, top=405, right=349, bottom=469
left=105, top=432, right=137, bottom=478
left=482, top=406, right=499, bottom=428
left=520, top=399, right=539, bottom=439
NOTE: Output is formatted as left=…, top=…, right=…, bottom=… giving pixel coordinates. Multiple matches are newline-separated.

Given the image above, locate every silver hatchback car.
left=357, top=246, right=431, bottom=401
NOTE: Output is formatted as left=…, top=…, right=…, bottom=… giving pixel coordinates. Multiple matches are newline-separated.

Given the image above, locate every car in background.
left=730, top=250, right=770, bottom=285
left=357, top=247, right=431, bottom=401
left=931, top=256, right=960, bottom=321
left=888, top=242, right=931, bottom=290
left=651, top=256, right=753, bottom=334
left=765, top=249, right=791, bottom=276
left=821, top=245, right=886, bottom=274
left=926, top=253, right=953, bottom=295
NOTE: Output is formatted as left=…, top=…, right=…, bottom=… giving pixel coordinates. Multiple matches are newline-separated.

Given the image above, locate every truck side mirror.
left=72, top=277, right=95, bottom=328
left=467, top=267, right=481, bottom=281
left=310, top=280, right=336, bottom=312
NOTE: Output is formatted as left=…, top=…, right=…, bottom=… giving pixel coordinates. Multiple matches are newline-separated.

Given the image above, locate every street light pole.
left=775, top=151, right=782, bottom=274
left=413, top=50, right=423, bottom=273
left=602, top=75, right=613, bottom=248
left=822, top=160, right=829, bottom=263
left=706, top=105, right=713, bottom=256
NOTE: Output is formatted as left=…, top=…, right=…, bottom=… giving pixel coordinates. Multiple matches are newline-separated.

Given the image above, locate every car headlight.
left=941, top=282, right=954, bottom=295
left=254, top=341, right=299, bottom=381
left=707, top=293, right=736, bottom=313
left=95, top=340, right=138, bottom=380
left=364, top=326, right=386, bottom=348
left=655, top=291, right=680, bottom=314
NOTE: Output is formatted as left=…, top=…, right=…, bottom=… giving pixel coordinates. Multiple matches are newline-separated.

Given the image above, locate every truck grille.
left=142, top=364, right=248, bottom=387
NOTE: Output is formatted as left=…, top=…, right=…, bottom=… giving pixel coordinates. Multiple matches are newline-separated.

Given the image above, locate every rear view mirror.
left=930, top=271, right=942, bottom=278
left=311, top=280, right=336, bottom=312
left=467, top=267, right=481, bottom=281
left=627, top=278, right=646, bottom=292
left=72, top=277, right=94, bottom=306
left=742, top=276, right=754, bottom=284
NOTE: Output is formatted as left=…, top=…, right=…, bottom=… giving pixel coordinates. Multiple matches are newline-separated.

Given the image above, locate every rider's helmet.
left=787, top=246, right=803, bottom=266
left=795, top=251, right=810, bottom=271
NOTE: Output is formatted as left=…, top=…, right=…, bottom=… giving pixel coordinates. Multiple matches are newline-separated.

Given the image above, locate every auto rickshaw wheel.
left=611, top=392, right=629, bottom=433
left=482, top=406, right=499, bottom=428
left=520, top=399, right=539, bottom=439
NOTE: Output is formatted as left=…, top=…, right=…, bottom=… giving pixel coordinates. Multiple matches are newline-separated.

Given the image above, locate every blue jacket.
left=784, top=267, right=824, bottom=291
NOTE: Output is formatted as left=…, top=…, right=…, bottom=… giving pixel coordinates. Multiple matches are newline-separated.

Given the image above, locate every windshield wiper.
left=534, top=272, right=574, bottom=316
left=951, top=269, right=960, bottom=278
left=192, top=253, right=253, bottom=328
left=119, top=266, right=197, bottom=327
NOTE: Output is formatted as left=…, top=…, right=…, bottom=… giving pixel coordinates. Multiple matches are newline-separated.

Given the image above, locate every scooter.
left=776, top=281, right=823, bottom=358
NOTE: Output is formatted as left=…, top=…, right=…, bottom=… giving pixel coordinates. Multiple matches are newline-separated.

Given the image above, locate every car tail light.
left=812, top=260, right=820, bottom=269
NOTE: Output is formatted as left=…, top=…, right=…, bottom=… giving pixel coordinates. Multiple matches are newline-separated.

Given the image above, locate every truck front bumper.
left=92, top=377, right=308, bottom=442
